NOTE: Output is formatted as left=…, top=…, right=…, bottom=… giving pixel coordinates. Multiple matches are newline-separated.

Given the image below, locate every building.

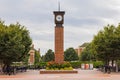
left=28, top=44, right=35, bottom=65
left=75, top=43, right=89, bottom=56
left=28, top=44, right=41, bottom=65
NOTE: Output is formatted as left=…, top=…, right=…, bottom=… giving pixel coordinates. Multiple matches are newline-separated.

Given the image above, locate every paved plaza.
left=0, top=69, right=120, bottom=80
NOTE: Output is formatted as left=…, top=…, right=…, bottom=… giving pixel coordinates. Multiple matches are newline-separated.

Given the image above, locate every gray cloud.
left=1, top=0, right=120, bottom=54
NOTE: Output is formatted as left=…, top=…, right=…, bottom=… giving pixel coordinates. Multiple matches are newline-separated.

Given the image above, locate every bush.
left=41, top=61, right=104, bottom=70
left=39, top=62, right=47, bottom=69
left=93, top=61, right=103, bottom=68
left=46, top=61, right=73, bottom=70
left=70, top=61, right=103, bottom=68
left=70, top=61, right=82, bottom=68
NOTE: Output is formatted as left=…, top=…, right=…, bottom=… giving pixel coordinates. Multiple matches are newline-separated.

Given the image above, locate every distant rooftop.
left=79, top=43, right=89, bottom=47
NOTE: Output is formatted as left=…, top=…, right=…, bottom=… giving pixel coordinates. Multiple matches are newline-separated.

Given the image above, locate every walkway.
left=0, top=69, right=120, bottom=80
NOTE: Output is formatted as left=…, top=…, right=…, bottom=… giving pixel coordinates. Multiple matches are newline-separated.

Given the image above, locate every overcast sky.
left=1, top=0, right=120, bottom=55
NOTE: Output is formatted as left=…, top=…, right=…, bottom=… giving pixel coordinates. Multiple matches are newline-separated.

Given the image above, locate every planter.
left=40, top=69, right=78, bottom=74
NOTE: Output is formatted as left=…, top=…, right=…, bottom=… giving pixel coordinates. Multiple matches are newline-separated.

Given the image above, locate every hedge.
left=70, top=61, right=103, bottom=68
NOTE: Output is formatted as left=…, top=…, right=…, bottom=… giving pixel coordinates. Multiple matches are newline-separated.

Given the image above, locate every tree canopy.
left=64, top=47, right=79, bottom=61
left=34, top=49, right=41, bottom=65
left=43, top=49, right=54, bottom=62
left=92, top=24, right=120, bottom=64
left=0, top=21, right=32, bottom=65
left=80, top=43, right=96, bottom=61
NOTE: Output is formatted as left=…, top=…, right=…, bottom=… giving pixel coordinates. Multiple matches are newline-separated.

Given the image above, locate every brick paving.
left=0, top=69, right=120, bottom=80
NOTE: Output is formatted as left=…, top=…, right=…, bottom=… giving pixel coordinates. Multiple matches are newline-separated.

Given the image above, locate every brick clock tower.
left=53, top=9, right=65, bottom=63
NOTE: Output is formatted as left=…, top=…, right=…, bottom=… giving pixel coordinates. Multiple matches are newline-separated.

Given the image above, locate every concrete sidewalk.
left=0, top=69, right=120, bottom=80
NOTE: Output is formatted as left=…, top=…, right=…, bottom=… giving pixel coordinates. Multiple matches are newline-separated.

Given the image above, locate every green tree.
left=80, top=43, right=97, bottom=61
left=44, top=49, right=54, bottom=62
left=92, top=24, right=120, bottom=65
left=0, top=21, right=32, bottom=66
left=41, top=55, right=45, bottom=62
left=34, top=50, right=41, bottom=65
left=64, top=47, right=79, bottom=61
left=80, top=51, right=91, bottom=61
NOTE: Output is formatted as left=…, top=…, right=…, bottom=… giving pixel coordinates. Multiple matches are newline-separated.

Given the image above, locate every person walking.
left=107, top=65, right=111, bottom=74
left=0, top=66, right=2, bottom=74
left=6, top=65, right=11, bottom=75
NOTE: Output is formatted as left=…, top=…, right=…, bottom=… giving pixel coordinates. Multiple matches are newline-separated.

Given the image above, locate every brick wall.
left=55, top=27, right=64, bottom=63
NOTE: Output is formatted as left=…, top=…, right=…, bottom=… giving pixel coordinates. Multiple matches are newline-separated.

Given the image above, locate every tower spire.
left=58, top=1, right=60, bottom=11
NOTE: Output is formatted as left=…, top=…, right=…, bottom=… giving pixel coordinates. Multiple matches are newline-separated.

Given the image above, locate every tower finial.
left=58, top=1, right=60, bottom=11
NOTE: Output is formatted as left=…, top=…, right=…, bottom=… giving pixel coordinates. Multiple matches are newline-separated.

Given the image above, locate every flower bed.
left=46, top=61, right=73, bottom=70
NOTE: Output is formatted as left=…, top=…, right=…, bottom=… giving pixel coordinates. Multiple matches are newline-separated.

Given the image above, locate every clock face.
left=56, top=15, right=62, bottom=21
